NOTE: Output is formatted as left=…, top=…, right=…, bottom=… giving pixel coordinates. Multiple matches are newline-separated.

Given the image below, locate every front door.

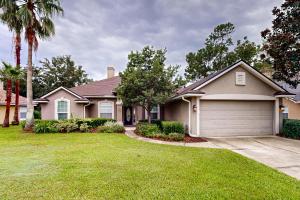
left=124, top=106, right=133, bottom=125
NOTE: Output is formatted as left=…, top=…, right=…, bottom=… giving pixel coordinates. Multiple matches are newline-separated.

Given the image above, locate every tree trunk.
left=147, top=108, right=151, bottom=124
left=3, top=79, right=12, bottom=127
left=12, top=33, right=21, bottom=125
left=24, top=42, right=34, bottom=130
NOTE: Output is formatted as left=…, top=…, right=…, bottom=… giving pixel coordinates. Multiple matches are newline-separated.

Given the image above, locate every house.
left=34, top=61, right=293, bottom=137
left=277, top=82, right=300, bottom=120
left=0, top=82, right=27, bottom=123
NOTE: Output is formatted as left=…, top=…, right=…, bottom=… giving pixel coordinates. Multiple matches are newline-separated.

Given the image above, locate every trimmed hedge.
left=33, top=118, right=116, bottom=133
left=97, top=121, right=125, bottom=133
left=139, top=119, right=162, bottom=130
left=161, top=121, right=184, bottom=135
left=136, top=123, right=161, bottom=136
left=282, top=119, right=300, bottom=139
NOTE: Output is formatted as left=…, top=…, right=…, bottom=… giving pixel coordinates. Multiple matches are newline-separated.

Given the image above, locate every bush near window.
left=34, top=120, right=59, bottom=133
left=97, top=121, right=125, bottom=133
left=136, top=121, right=185, bottom=141
left=136, top=123, right=161, bottom=137
left=32, top=118, right=117, bottom=133
left=139, top=119, right=162, bottom=130
left=75, top=118, right=116, bottom=128
left=161, top=121, right=184, bottom=135
left=282, top=119, right=300, bottom=139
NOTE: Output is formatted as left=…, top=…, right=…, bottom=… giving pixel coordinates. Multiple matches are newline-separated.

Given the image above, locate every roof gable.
left=192, top=60, right=285, bottom=92
left=41, top=86, right=84, bottom=99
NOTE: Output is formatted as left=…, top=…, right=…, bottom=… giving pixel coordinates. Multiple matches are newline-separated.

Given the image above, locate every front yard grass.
left=0, top=126, right=299, bottom=199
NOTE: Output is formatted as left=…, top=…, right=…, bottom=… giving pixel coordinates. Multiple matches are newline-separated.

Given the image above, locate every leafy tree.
left=0, top=0, right=24, bottom=125
left=185, top=23, right=261, bottom=81
left=0, top=62, right=23, bottom=127
left=15, top=56, right=92, bottom=99
left=37, top=55, right=92, bottom=96
left=117, top=46, right=180, bottom=123
left=261, top=0, right=300, bottom=88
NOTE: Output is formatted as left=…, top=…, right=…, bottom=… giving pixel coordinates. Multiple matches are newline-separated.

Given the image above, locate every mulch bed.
left=184, top=135, right=207, bottom=143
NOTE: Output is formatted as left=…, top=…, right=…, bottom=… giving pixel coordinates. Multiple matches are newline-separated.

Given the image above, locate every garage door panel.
left=200, top=101, right=273, bottom=137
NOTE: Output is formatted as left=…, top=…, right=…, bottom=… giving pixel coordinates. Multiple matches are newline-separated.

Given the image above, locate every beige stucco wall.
left=282, top=98, right=300, bottom=120
left=0, top=106, right=26, bottom=124
left=41, top=90, right=84, bottom=120
left=164, top=99, right=189, bottom=133
left=200, top=65, right=277, bottom=96
left=0, top=106, right=15, bottom=124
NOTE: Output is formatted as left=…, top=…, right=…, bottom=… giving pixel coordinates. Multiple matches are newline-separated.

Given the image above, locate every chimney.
left=107, top=66, right=115, bottom=79
left=0, top=81, right=3, bottom=90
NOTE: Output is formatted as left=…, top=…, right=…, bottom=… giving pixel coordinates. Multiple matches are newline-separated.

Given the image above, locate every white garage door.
left=200, top=100, right=273, bottom=137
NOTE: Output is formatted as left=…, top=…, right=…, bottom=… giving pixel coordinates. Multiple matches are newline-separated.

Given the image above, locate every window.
left=20, top=107, right=27, bottom=120
left=55, top=99, right=70, bottom=120
left=150, top=105, right=159, bottom=120
left=283, top=106, right=289, bottom=119
left=99, top=101, right=113, bottom=119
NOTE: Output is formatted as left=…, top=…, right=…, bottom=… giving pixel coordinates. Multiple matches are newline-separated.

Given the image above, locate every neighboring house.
left=34, top=61, right=293, bottom=137
left=278, top=82, right=300, bottom=120
left=0, top=82, right=27, bottom=123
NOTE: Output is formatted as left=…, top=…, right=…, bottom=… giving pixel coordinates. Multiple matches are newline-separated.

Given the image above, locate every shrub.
left=136, top=123, right=161, bottom=136
left=79, top=123, right=91, bottom=132
left=55, top=121, right=78, bottom=133
left=282, top=119, right=300, bottom=139
left=139, top=119, right=162, bottom=129
left=34, top=120, right=59, bottom=133
left=97, top=121, right=125, bottom=133
left=161, top=121, right=184, bottom=135
left=34, top=110, right=41, bottom=119
left=20, top=120, right=26, bottom=129
left=90, top=118, right=116, bottom=128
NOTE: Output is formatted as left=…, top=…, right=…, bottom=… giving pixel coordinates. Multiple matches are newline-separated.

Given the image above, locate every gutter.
left=83, top=101, right=91, bottom=119
left=181, top=96, right=197, bottom=137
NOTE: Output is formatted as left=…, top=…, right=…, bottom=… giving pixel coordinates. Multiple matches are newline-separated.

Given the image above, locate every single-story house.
left=34, top=61, right=294, bottom=137
left=278, top=82, right=300, bottom=120
left=0, top=82, right=27, bottom=123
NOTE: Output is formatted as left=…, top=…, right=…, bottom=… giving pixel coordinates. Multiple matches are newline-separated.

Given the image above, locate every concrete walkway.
left=125, top=127, right=300, bottom=180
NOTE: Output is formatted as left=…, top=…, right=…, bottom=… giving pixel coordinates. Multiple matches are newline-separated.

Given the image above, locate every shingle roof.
left=69, top=76, right=121, bottom=97
left=0, top=89, right=27, bottom=106
left=277, top=82, right=300, bottom=101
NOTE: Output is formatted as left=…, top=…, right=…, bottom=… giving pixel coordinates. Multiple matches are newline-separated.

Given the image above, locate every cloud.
left=0, top=0, right=283, bottom=80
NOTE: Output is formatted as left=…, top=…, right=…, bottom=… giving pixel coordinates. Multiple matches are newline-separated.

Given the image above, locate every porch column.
left=196, top=97, right=200, bottom=137
left=116, top=100, right=123, bottom=124
left=274, top=98, right=280, bottom=135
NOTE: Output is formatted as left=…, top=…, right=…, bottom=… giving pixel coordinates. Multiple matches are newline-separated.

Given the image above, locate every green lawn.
left=0, top=127, right=299, bottom=199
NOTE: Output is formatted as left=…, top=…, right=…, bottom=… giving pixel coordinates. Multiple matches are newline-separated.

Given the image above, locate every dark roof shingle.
left=69, top=76, right=121, bottom=97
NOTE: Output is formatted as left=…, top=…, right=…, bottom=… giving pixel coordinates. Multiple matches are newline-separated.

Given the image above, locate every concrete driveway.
left=207, top=136, right=300, bottom=180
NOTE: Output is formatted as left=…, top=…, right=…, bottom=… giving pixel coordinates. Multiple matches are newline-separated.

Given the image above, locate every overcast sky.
left=0, top=0, right=283, bottom=80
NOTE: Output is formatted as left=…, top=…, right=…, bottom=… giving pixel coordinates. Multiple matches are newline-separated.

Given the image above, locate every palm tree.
left=0, top=62, right=22, bottom=127
left=0, top=0, right=23, bottom=125
left=1, top=0, right=64, bottom=130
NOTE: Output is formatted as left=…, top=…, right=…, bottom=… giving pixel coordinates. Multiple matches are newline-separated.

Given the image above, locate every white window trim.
left=98, top=101, right=115, bottom=119
left=19, top=107, right=27, bottom=120
left=145, top=105, right=160, bottom=120
left=54, top=98, right=71, bottom=120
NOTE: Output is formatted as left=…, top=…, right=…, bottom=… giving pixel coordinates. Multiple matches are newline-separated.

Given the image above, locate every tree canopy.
left=116, top=46, right=180, bottom=123
left=261, top=0, right=300, bottom=88
left=16, top=55, right=92, bottom=98
left=185, top=22, right=262, bottom=81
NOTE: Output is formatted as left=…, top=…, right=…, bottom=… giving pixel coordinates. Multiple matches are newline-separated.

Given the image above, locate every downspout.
left=83, top=101, right=91, bottom=119
left=181, top=96, right=197, bottom=137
